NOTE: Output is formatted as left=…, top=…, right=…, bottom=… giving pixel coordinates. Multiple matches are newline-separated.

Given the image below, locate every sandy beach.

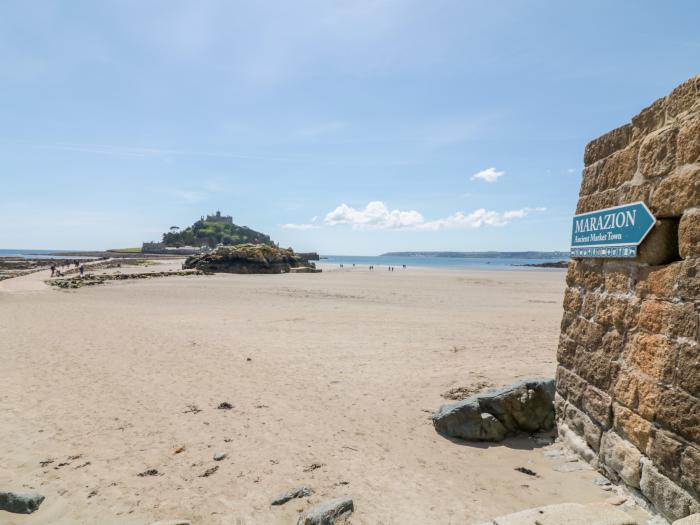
left=0, top=261, right=635, bottom=524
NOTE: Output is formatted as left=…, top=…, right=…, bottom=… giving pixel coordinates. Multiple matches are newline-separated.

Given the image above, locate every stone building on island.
left=204, top=210, right=233, bottom=224
left=556, top=75, right=700, bottom=522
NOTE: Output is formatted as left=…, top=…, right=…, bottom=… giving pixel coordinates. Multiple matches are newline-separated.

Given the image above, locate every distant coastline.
left=380, top=251, right=568, bottom=259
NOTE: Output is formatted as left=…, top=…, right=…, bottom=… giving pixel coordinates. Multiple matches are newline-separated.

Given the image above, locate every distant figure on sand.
left=50, top=264, right=56, bottom=277
left=79, top=264, right=85, bottom=277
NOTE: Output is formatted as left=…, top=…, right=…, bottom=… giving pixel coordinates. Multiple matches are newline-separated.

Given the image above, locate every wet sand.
left=0, top=261, right=635, bottom=524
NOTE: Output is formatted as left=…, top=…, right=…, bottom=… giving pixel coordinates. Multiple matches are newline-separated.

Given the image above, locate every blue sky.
left=1, top=1, right=698, bottom=254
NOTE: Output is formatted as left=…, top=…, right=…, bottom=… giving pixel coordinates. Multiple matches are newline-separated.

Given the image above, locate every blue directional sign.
left=570, top=201, right=656, bottom=258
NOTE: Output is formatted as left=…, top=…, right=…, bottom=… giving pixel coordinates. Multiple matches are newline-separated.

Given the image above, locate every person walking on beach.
left=50, top=264, right=56, bottom=277
left=79, top=264, right=85, bottom=277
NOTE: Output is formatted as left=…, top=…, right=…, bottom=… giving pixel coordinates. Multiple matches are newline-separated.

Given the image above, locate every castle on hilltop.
left=203, top=210, right=233, bottom=224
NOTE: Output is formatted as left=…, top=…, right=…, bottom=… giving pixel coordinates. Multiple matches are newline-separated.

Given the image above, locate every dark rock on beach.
left=297, top=496, right=354, bottom=525
left=0, top=490, right=45, bottom=514
left=184, top=244, right=317, bottom=274
left=271, top=486, right=314, bottom=506
left=432, top=378, right=555, bottom=442
left=516, top=260, right=569, bottom=268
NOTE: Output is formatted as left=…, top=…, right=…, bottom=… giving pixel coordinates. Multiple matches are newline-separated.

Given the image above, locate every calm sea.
left=0, top=249, right=95, bottom=260
left=321, top=254, right=568, bottom=270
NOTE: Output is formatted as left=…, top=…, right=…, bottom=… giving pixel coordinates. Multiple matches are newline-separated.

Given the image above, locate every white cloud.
left=322, top=201, right=544, bottom=230
left=325, top=201, right=424, bottom=229
left=471, top=167, right=505, bottom=183
left=281, top=223, right=320, bottom=230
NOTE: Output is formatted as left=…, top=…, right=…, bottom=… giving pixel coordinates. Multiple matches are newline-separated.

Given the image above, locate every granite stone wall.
left=556, top=75, right=700, bottom=522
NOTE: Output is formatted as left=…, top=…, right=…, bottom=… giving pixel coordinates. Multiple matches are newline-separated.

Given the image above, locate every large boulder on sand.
left=0, top=491, right=45, bottom=514
left=183, top=244, right=315, bottom=274
left=432, top=378, right=555, bottom=442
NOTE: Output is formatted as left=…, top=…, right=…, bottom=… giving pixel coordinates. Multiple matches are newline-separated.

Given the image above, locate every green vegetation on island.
left=162, top=211, right=273, bottom=248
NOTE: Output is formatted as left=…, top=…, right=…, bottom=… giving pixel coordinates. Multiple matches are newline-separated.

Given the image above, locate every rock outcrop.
left=184, top=244, right=316, bottom=274
left=432, top=378, right=555, bottom=442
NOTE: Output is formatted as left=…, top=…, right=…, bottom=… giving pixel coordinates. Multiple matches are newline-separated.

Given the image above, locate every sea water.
left=321, top=254, right=567, bottom=270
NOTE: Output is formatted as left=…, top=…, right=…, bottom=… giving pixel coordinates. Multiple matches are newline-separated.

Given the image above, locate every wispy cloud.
left=471, top=167, right=505, bottom=183
left=281, top=223, right=321, bottom=230
left=322, top=201, right=544, bottom=230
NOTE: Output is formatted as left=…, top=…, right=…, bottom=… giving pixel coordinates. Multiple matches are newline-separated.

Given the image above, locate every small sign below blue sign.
left=570, top=201, right=656, bottom=258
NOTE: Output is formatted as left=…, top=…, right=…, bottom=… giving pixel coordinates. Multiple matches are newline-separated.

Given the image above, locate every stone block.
left=639, top=125, right=679, bottom=179
left=580, top=292, right=599, bottom=319
left=580, top=161, right=604, bottom=196
left=681, top=446, right=700, bottom=499
left=674, top=258, right=700, bottom=302
left=639, top=299, right=698, bottom=339
left=640, top=458, right=700, bottom=522
left=655, top=389, right=700, bottom=443
left=554, top=391, right=567, bottom=417
left=558, top=421, right=599, bottom=465
left=562, top=287, right=583, bottom=315
left=647, top=429, right=685, bottom=482
left=636, top=261, right=684, bottom=301
left=632, top=97, right=667, bottom=140
left=651, top=164, right=700, bottom=218
left=565, top=317, right=606, bottom=350
left=602, top=263, right=637, bottom=294
left=637, top=218, right=680, bottom=266
left=584, top=123, right=632, bottom=166
left=677, top=340, right=700, bottom=398
left=599, top=430, right=643, bottom=488
left=573, top=347, right=620, bottom=392
left=582, top=144, right=641, bottom=195
left=679, top=208, right=700, bottom=259
left=556, top=366, right=587, bottom=407
left=560, top=311, right=577, bottom=333
left=678, top=114, right=700, bottom=165
left=556, top=335, right=578, bottom=369
left=595, top=294, right=640, bottom=331
left=575, top=182, right=652, bottom=215
left=566, top=259, right=604, bottom=290
left=564, top=401, right=603, bottom=452
left=613, top=403, right=653, bottom=452
left=665, top=75, right=700, bottom=120
left=582, top=385, right=612, bottom=429
left=623, top=333, right=678, bottom=384
left=600, top=329, right=626, bottom=360
left=612, top=369, right=664, bottom=420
